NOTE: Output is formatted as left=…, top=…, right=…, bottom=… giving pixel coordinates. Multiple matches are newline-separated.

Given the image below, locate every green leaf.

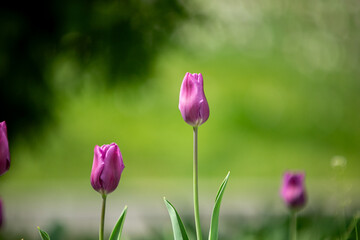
left=37, top=226, right=50, bottom=240
left=342, top=211, right=360, bottom=240
left=109, top=205, right=128, bottom=240
left=164, top=198, right=189, bottom=240
left=208, top=171, right=230, bottom=240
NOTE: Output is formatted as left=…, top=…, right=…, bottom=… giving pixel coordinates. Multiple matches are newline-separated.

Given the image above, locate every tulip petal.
left=90, top=145, right=105, bottom=192
left=101, top=144, right=124, bottom=194
left=0, top=121, right=10, bottom=176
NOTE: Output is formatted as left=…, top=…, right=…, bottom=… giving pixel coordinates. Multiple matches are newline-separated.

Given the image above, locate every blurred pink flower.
left=179, top=72, right=209, bottom=126
left=0, top=121, right=10, bottom=176
left=280, top=172, right=307, bottom=210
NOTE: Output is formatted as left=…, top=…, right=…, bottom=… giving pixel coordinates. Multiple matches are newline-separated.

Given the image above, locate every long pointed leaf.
left=37, top=226, right=50, bottom=240
left=109, top=205, right=128, bottom=240
left=342, top=212, right=360, bottom=240
left=164, top=198, right=189, bottom=240
left=208, top=171, right=230, bottom=240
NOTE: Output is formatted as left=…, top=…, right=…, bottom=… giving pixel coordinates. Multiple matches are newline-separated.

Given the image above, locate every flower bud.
left=179, top=72, right=210, bottom=126
left=90, top=143, right=125, bottom=195
left=280, top=172, right=307, bottom=211
left=0, top=121, right=10, bottom=176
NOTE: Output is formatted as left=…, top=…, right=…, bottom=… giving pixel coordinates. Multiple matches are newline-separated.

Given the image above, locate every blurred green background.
left=1, top=0, right=359, bottom=239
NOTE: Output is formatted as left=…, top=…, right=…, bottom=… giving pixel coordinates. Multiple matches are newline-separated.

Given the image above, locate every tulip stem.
left=193, top=126, right=202, bottom=240
left=290, top=211, right=297, bottom=240
left=100, top=193, right=107, bottom=240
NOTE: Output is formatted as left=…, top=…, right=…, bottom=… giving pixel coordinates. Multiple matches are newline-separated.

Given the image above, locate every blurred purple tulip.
left=90, top=143, right=125, bottom=195
left=280, top=172, right=307, bottom=210
left=0, top=121, right=10, bottom=176
left=179, top=72, right=210, bottom=126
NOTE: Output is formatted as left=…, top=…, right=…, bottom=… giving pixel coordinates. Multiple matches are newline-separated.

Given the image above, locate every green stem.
left=290, top=211, right=297, bottom=240
left=193, top=127, right=202, bottom=240
left=100, top=193, right=107, bottom=240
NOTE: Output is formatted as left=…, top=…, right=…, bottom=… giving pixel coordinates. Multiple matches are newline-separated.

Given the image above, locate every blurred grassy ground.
left=1, top=0, right=360, bottom=238
left=3, top=0, right=359, bottom=185
left=2, top=47, right=359, bottom=239
left=3, top=48, right=360, bottom=183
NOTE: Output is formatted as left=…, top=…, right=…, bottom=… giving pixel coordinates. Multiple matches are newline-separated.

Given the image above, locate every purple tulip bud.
left=179, top=72, right=210, bottom=127
left=0, top=198, right=3, bottom=228
left=0, top=121, right=10, bottom=176
left=280, top=172, right=307, bottom=211
left=90, top=143, right=125, bottom=195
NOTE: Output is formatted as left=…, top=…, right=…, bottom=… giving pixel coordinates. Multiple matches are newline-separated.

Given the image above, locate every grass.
left=1, top=37, right=359, bottom=240
left=1, top=1, right=360, bottom=239
left=3, top=47, right=359, bottom=184
left=1, top=213, right=359, bottom=240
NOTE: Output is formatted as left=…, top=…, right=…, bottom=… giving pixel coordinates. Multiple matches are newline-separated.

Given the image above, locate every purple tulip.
left=0, top=121, right=10, bottom=176
left=0, top=198, right=3, bottom=228
left=90, top=143, right=125, bottom=195
left=280, top=172, right=307, bottom=210
left=179, top=72, right=210, bottom=127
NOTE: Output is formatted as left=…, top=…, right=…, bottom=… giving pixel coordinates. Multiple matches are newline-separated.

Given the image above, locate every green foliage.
left=208, top=172, right=230, bottom=240
left=0, top=0, right=191, bottom=139
left=164, top=172, right=230, bottom=240
left=37, top=226, right=50, bottom=240
left=342, top=212, right=360, bottom=240
left=164, top=198, right=189, bottom=240
left=109, top=206, right=128, bottom=240
left=1, top=214, right=356, bottom=240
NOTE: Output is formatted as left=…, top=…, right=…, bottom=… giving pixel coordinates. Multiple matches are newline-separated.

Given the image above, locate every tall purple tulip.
left=0, top=121, right=10, bottom=176
left=179, top=72, right=210, bottom=126
left=280, top=172, right=307, bottom=210
left=91, top=143, right=125, bottom=195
